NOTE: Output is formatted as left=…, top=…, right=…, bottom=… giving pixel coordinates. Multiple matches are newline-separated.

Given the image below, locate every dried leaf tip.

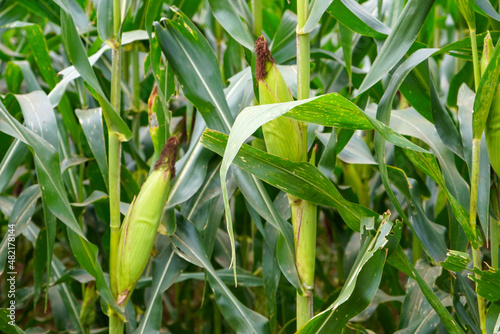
left=148, top=84, right=159, bottom=111
left=255, top=36, right=275, bottom=81
left=154, top=136, right=179, bottom=177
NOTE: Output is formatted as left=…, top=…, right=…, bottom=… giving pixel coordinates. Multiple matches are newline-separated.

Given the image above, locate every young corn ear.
left=481, top=32, right=500, bottom=175
left=255, top=36, right=307, bottom=162
left=116, top=137, right=179, bottom=306
left=149, top=85, right=166, bottom=165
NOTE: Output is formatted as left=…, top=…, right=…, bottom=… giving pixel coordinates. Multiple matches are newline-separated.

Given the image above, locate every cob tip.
left=154, top=136, right=179, bottom=177
left=255, top=36, right=275, bottom=81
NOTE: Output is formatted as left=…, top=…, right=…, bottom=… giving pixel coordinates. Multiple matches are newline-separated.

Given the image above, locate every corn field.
left=2, top=0, right=500, bottom=333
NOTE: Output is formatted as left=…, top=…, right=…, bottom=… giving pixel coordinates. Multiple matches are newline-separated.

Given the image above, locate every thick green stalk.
left=470, top=29, right=481, bottom=92
left=296, top=0, right=316, bottom=329
left=109, top=312, right=123, bottom=334
left=470, top=139, right=486, bottom=334
left=252, top=0, right=262, bottom=36
left=291, top=196, right=317, bottom=328
left=297, top=0, right=310, bottom=101
left=109, top=0, right=123, bottom=333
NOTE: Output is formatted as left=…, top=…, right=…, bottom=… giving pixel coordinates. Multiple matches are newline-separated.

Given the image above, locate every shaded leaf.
left=357, top=0, right=435, bottom=94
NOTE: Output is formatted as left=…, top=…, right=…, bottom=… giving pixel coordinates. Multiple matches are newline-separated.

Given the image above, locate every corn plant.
left=3, top=0, right=500, bottom=333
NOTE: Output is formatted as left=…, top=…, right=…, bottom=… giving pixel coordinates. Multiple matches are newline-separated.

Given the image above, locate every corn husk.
left=116, top=137, right=178, bottom=305
left=256, top=36, right=307, bottom=163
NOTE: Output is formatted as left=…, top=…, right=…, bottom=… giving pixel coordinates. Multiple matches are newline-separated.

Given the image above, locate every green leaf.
left=327, top=0, right=390, bottom=39
left=154, top=7, right=233, bottom=134
left=172, top=217, right=270, bottom=334
left=0, top=185, right=41, bottom=273
left=302, top=0, right=333, bottom=34
left=97, top=0, right=114, bottom=42
left=23, top=222, right=84, bottom=332
left=0, top=309, right=25, bottom=334
left=440, top=250, right=471, bottom=272
left=262, top=224, right=280, bottom=333
left=270, top=10, right=297, bottom=64
left=457, top=84, right=490, bottom=241
left=212, top=91, right=425, bottom=277
left=76, top=108, right=108, bottom=186
left=232, top=168, right=301, bottom=291
left=167, top=115, right=213, bottom=208
left=388, top=251, right=465, bottom=333
left=0, top=139, right=29, bottom=193
left=201, top=129, right=378, bottom=232
left=14, top=91, right=59, bottom=149
left=134, top=238, right=186, bottom=334
left=475, top=0, right=500, bottom=22
left=486, top=303, right=500, bottom=334
left=470, top=267, right=500, bottom=303
left=22, top=23, right=79, bottom=141
left=0, top=101, right=123, bottom=317
left=4, top=62, right=23, bottom=94
left=454, top=0, right=476, bottom=29
left=176, top=268, right=264, bottom=286
left=473, top=38, right=500, bottom=139
left=16, top=0, right=59, bottom=24
left=297, top=218, right=393, bottom=333
left=339, top=23, right=353, bottom=85
left=397, top=262, right=456, bottom=333
left=403, top=149, right=480, bottom=247
left=208, top=0, right=255, bottom=51
left=357, top=0, right=435, bottom=94
left=48, top=30, right=148, bottom=107
left=386, top=168, right=449, bottom=262
left=224, top=67, right=254, bottom=115
left=371, top=107, right=470, bottom=213
left=60, top=10, right=131, bottom=141
left=70, top=191, right=108, bottom=207
left=8, top=61, right=42, bottom=92
left=24, top=23, right=57, bottom=88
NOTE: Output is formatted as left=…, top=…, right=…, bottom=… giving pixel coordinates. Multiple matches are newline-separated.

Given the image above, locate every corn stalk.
left=109, top=0, right=123, bottom=332
left=296, top=0, right=317, bottom=329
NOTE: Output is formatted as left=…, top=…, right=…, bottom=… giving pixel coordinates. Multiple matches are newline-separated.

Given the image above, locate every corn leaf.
left=0, top=99, right=123, bottom=316
left=154, top=7, right=233, bottom=134
left=473, top=39, right=500, bottom=139
left=201, top=129, right=378, bottom=232
left=173, top=217, right=270, bottom=334
left=327, top=0, right=390, bottom=39
left=76, top=108, right=108, bottom=187
left=297, top=219, right=393, bottom=333
left=60, top=10, right=131, bottom=141
left=208, top=0, right=254, bottom=51
left=357, top=0, right=435, bottom=94
left=97, top=0, right=114, bottom=42
left=134, top=238, right=186, bottom=334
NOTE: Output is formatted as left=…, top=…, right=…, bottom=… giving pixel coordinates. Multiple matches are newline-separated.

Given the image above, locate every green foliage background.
left=1, top=0, right=500, bottom=333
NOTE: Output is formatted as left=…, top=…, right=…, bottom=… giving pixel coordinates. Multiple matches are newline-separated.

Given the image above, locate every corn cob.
left=256, top=36, right=307, bottom=163
left=116, top=136, right=178, bottom=306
